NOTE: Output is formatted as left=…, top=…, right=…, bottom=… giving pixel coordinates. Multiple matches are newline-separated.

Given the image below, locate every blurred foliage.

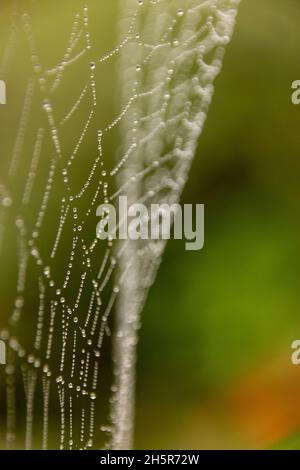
left=275, top=432, right=300, bottom=450
left=135, top=0, right=300, bottom=449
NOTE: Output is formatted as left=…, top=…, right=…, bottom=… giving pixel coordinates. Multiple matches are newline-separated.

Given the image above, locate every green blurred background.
left=135, top=0, right=300, bottom=449
left=0, top=0, right=300, bottom=450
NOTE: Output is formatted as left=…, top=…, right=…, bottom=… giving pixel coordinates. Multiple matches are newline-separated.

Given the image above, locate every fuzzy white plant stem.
left=111, top=0, right=241, bottom=450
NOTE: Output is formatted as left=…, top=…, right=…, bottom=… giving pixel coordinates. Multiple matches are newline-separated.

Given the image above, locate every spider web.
left=0, top=0, right=240, bottom=450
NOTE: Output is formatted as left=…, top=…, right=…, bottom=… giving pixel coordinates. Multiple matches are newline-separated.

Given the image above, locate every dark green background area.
left=135, top=0, right=300, bottom=449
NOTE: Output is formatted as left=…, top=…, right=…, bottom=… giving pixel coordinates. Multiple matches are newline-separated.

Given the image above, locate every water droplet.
left=15, top=296, right=24, bottom=308
left=43, top=101, right=51, bottom=113
left=34, top=359, right=41, bottom=368
left=28, top=354, right=35, bottom=364
left=44, top=266, right=51, bottom=277
left=0, top=330, right=9, bottom=341
left=2, top=196, right=12, bottom=207
left=6, top=365, right=15, bottom=375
